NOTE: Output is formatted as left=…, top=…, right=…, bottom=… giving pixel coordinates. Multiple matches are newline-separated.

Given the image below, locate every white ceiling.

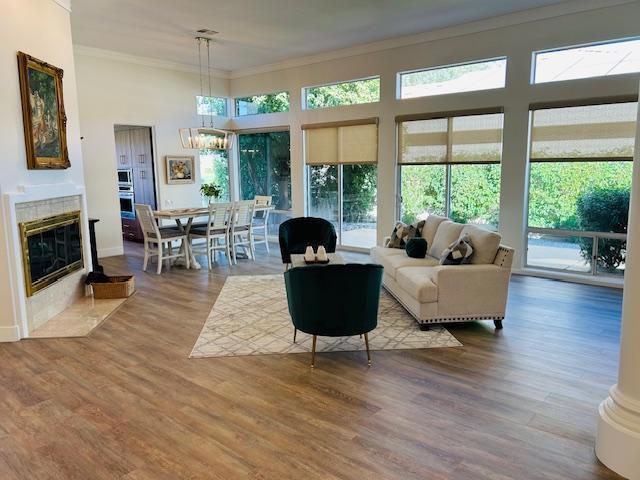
left=70, top=0, right=583, bottom=73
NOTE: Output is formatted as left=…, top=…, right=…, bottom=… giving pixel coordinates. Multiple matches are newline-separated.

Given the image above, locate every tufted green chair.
left=284, top=263, right=383, bottom=367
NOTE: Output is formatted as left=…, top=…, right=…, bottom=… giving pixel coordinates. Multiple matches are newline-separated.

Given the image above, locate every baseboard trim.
left=0, top=325, right=21, bottom=342
left=98, top=246, right=124, bottom=258
left=512, top=267, right=624, bottom=289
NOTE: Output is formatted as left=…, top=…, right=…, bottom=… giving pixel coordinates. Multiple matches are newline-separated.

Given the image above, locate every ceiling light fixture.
left=179, top=36, right=234, bottom=151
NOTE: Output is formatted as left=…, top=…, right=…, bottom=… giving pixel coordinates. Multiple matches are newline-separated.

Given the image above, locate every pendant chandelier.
left=179, top=36, right=234, bottom=150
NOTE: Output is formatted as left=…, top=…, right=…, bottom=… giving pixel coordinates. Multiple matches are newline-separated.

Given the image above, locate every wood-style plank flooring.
left=0, top=241, right=624, bottom=479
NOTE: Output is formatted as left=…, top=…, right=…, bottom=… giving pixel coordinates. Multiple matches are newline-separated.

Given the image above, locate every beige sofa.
left=371, top=215, right=514, bottom=330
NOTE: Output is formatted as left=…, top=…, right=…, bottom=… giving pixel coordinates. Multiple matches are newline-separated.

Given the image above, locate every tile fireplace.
left=19, top=210, right=83, bottom=297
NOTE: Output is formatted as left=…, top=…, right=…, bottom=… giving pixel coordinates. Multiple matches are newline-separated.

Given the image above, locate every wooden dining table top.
left=153, top=204, right=274, bottom=219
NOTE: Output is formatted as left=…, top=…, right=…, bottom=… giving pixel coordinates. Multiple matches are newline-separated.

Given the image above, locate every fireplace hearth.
left=19, top=210, right=83, bottom=297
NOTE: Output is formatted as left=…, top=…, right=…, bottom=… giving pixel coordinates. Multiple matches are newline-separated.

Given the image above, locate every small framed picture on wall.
left=166, top=155, right=195, bottom=184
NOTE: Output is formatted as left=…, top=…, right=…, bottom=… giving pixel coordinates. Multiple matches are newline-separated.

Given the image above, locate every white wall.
left=75, top=54, right=229, bottom=257
left=0, top=0, right=85, bottom=340
left=228, top=2, right=640, bottom=268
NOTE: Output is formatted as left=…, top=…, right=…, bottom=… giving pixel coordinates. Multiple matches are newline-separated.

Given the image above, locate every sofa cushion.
left=422, top=215, right=448, bottom=247
left=460, top=225, right=501, bottom=265
left=429, top=221, right=464, bottom=258
left=396, top=267, right=438, bottom=303
left=371, top=247, right=439, bottom=279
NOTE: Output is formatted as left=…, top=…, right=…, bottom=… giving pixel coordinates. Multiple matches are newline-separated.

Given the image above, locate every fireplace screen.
left=19, top=210, right=83, bottom=296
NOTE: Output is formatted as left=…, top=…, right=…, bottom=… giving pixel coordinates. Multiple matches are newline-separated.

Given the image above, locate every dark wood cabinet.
left=121, top=217, right=143, bottom=242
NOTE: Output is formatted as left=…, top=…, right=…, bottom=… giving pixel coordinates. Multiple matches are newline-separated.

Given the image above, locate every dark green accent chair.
left=279, top=217, right=337, bottom=264
left=284, top=263, right=384, bottom=367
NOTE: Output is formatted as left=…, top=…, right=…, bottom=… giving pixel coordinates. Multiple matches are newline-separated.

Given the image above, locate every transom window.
left=398, top=58, right=507, bottom=99
left=397, top=111, right=504, bottom=230
left=196, top=96, right=227, bottom=117
left=235, top=92, right=290, bottom=116
left=533, top=37, right=640, bottom=84
left=304, top=77, right=380, bottom=109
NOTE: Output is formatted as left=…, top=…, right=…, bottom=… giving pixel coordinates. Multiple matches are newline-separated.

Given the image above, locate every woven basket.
left=91, top=275, right=135, bottom=299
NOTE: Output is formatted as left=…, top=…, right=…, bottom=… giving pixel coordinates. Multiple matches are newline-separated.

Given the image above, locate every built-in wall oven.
left=117, top=169, right=133, bottom=187
left=119, top=190, right=135, bottom=218
left=118, top=169, right=135, bottom=218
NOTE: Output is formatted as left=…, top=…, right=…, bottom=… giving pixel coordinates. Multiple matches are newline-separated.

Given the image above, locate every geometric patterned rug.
left=190, top=274, right=461, bottom=358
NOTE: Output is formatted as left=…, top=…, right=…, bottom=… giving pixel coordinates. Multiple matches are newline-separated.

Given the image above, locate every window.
left=398, top=111, right=503, bottom=230
left=399, top=58, right=507, bottom=99
left=526, top=101, right=637, bottom=276
left=305, top=77, right=380, bottom=109
left=235, top=92, right=290, bottom=116
left=533, top=37, right=640, bottom=84
left=196, top=96, right=227, bottom=116
left=238, top=130, right=292, bottom=234
left=305, top=120, right=378, bottom=249
left=199, top=149, right=230, bottom=202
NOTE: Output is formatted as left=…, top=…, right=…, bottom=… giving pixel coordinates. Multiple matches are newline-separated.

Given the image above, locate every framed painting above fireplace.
left=17, top=52, right=70, bottom=170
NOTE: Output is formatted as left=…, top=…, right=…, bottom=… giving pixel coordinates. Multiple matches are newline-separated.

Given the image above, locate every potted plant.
left=200, top=182, right=222, bottom=204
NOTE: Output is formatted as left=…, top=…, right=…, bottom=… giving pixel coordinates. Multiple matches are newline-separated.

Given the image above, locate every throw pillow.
left=387, top=220, right=426, bottom=249
left=439, top=233, right=474, bottom=265
left=406, top=238, right=428, bottom=258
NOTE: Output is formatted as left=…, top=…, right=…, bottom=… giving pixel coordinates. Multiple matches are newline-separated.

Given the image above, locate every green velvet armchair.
left=284, top=263, right=384, bottom=367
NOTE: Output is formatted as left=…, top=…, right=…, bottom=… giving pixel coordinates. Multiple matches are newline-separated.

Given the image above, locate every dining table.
left=153, top=204, right=275, bottom=269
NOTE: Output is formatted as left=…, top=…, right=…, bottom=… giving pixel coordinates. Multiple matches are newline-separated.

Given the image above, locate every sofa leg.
left=494, top=319, right=503, bottom=330
left=419, top=323, right=430, bottom=331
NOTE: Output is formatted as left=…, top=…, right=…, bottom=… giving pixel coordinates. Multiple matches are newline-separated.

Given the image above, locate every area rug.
left=190, top=274, right=461, bottom=358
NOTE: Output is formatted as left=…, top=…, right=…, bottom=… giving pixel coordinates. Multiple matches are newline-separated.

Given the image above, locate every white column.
left=596, top=90, right=640, bottom=479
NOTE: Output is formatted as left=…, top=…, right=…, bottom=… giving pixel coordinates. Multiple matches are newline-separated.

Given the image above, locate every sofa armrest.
left=425, top=264, right=511, bottom=316
left=493, top=245, right=514, bottom=269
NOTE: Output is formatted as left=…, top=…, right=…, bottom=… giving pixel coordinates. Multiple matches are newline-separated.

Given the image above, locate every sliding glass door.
left=238, top=130, right=292, bottom=235
left=308, top=164, right=377, bottom=249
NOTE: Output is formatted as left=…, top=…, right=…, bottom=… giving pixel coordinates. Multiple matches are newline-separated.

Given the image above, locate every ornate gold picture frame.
left=17, top=52, right=70, bottom=169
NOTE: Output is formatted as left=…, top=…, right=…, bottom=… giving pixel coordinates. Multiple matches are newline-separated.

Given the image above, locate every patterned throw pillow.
left=388, top=220, right=426, bottom=249
left=439, top=233, right=474, bottom=265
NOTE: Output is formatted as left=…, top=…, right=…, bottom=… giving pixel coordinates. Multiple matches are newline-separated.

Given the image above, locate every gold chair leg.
left=364, top=333, right=371, bottom=367
left=293, top=328, right=297, bottom=343
left=311, top=335, right=317, bottom=368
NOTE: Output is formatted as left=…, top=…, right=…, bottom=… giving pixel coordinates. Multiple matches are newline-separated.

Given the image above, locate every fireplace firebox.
left=19, top=210, right=83, bottom=297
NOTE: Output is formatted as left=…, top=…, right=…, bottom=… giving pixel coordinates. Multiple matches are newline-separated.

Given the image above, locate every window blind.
left=304, top=121, right=378, bottom=165
left=530, top=102, right=637, bottom=161
left=398, top=112, right=503, bottom=165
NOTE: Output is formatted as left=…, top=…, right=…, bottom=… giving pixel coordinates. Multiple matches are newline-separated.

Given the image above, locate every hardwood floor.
left=0, top=241, right=624, bottom=479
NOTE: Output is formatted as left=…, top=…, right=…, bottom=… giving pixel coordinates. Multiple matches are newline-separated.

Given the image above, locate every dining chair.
left=188, top=203, right=232, bottom=269
left=230, top=200, right=256, bottom=264
left=253, top=195, right=272, bottom=254
left=135, top=204, right=190, bottom=274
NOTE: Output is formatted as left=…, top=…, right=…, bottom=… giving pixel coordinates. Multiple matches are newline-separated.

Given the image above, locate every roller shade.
left=304, top=121, right=378, bottom=165
left=398, top=112, right=503, bottom=165
left=530, top=102, right=637, bottom=161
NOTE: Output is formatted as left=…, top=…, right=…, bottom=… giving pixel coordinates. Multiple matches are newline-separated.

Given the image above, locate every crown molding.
left=51, top=0, right=71, bottom=12
left=229, top=0, right=637, bottom=79
left=73, top=45, right=231, bottom=78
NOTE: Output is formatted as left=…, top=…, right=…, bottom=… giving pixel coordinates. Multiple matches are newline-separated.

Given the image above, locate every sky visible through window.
left=399, top=58, right=506, bottom=99
left=534, top=38, right=640, bottom=83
